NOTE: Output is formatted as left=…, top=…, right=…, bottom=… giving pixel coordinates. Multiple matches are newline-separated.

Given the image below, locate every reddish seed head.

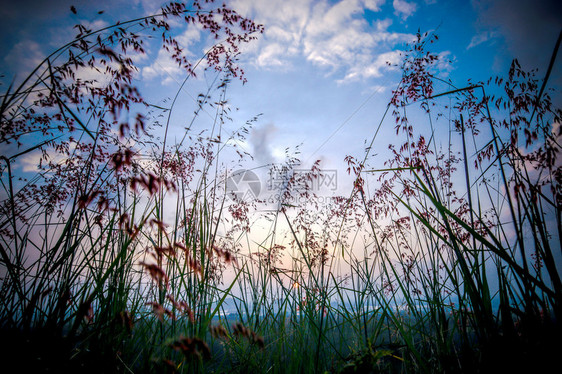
left=140, top=262, right=169, bottom=289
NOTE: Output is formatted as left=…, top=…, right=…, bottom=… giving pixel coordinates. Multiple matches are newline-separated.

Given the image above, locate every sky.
left=1, top=0, right=561, bottom=205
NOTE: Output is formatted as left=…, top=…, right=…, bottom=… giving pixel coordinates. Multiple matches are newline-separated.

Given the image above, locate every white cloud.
left=256, top=43, right=287, bottom=67
left=435, top=51, right=455, bottom=77
left=3, top=41, right=45, bottom=77
left=363, top=83, right=390, bottom=94
left=20, top=152, right=42, bottom=173
left=364, top=0, right=386, bottom=11
left=231, top=0, right=413, bottom=82
left=338, top=50, right=402, bottom=83
left=19, top=140, right=78, bottom=173
left=232, top=0, right=312, bottom=69
left=80, top=19, right=110, bottom=32
left=142, top=48, right=184, bottom=85
left=141, top=24, right=202, bottom=85
left=392, top=0, right=417, bottom=20
left=467, top=31, right=498, bottom=49
left=250, top=123, right=278, bottom=165
left=131, top=0, right=166, bottom=15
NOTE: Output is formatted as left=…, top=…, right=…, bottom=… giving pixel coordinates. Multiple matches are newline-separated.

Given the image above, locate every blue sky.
left=1, top=0, right=561, bottom=199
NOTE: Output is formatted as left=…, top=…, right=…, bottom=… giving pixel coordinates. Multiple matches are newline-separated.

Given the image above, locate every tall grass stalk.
left=1, top=6, right=560, bottom=372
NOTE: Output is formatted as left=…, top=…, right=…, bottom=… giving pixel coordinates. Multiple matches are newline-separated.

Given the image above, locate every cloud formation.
left=141, top=24, right=203, bottom=85
left=250, top=123, right=278, bottom=166
left=466, top=30, right=499, bottom=50
left=232, top=0, right=414, bottom=83
left=3, top=41, right=45, bottom=75
left=392, top=0, right=418, bottom=20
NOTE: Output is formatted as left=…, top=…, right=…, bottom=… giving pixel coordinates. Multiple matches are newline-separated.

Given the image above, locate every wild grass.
left=1, top=2, right=561, bottom=373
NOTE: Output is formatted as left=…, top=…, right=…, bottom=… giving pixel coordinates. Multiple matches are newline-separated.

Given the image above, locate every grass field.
left=1, top=3, right=561, bottom=373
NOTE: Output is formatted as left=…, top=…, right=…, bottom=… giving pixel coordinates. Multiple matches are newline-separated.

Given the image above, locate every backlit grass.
left=1, top=3, right=560, bottom=373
